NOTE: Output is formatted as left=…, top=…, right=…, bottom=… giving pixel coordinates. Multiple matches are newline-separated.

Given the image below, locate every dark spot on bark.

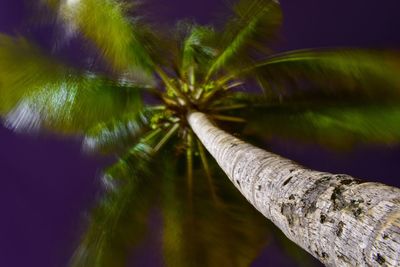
left=257, top=185, right=262, bottom=191
left=331, top=186, right=347, bottom=210
left=362, top=249, right=368, bottom=265
left=340, top=179, right=354, bottom=185
left=321, top=252, right=328, bottom=259
left=289, top=194, right=295, bottom=200
left=337, top=254, right=351, bottom=264
left=283, top=176, right=292, bottom=186
left=353, top=178, right=366, bottom=184
left=289, top=169, right=295, bottom=173
left=383, top=233, right=389, bottom=239
left=230, top=143, right=238, bottom=148
left=236, top=180, right=241, bottom=187
left=331, top=187, right=341, bottom=201
left=350, top=199, right=364, bottom=205
left=338, top=175, right=365, bottom=185
left=353, top=207, right=363, bottom=217
left=281, top=203, right=296, bottom=226
left=348, top=198, right=365, bottom=217
left=314, top=250, right=320, bottom=257
left=375, top=254, right=386, bottom=265
left=301, top=176, right=331, bottom=216
left=316, top=176, right=332, bottom=184
left=336, top=221, right=345, bottom=237
left=320, top=214, right=327, bottom=223
left=340, top=178, right=365, bottom=185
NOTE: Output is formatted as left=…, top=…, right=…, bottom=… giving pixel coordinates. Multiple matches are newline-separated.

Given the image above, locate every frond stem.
left=209, top=104, right=248, bottom=111
left=155, top=66, right=189, bottom=105
left=153, top=123, right=179, bottom=152
left=196, top=138, right=218, bottom=205
left=142, top=128, right=162, bottom=144
left=210, top=114, right=246, bottom=123
left=186, top=131, right=194, bottom=207
left=200, top=80, right=243, bottom=106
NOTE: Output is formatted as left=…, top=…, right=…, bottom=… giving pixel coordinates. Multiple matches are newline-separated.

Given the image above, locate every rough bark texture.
left=188, top=111, right=400, bottom=267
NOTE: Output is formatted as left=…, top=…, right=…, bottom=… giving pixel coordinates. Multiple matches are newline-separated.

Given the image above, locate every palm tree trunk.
left=188, top=111, right=400, bottom=267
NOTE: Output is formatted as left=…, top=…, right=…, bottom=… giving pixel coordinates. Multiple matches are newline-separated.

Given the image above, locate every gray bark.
left=188, top=111, right=400, bottom=267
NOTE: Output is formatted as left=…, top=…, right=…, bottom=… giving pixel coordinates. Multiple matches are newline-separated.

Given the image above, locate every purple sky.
left=1, top=1, right=400, bottom=266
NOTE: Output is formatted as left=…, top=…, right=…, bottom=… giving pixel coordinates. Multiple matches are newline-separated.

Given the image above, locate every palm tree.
left=1, top=0, right=400, bottom=266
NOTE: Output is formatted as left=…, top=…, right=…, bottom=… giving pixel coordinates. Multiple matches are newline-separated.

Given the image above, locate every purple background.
left=1, top=0, right=400, bottom=266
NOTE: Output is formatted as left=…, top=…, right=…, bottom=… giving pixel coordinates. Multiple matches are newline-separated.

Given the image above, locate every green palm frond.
left=5, top=74, right=144, bottom=134
left=0, top=34, right=146, bottom=134
left=161, top=151, right=269, bottom=267
left=71, top=137, right=160, bottom=267
left=206, top=0, right=282, bottom=79
left=45, top=0, right=155, bottom=75
left=178, top=22, right=218, bottom=83
left=83, top=109, right=153, bottom=154
left=0, top=34, right=66, bottom=113
left=239, top=101, right=400, bottom=148
left=242, top=49, right=400, bottom=97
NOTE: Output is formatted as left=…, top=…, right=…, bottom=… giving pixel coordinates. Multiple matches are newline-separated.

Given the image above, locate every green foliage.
left=2, top=0, right=400, bottom=266
left=5, top=74, right=143, bottom=134
left=248, top=49, right=400, bottom=97
left=214, top=49, right=400, bottom=148
left=47, top=0, right=155, bottom=75
left=178, top=22, right=218, bottom=82
left=0, top=34, right=145, bottom=135
left=227, top=97, right=400, bottom=148
left=206, top=0, right=282, bottom=79
left=83, top=110, right=152, bottom=154
left=0, top=34, right=66, bottom=113
left=161, top=154, right=269, bottom=267
left=71, top=138, right=159, bottom=267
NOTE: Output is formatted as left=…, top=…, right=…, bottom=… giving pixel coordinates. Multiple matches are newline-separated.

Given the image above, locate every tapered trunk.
left=188, top=111, right=400, bottom=267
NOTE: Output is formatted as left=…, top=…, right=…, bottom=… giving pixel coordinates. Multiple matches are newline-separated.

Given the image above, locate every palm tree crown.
left=1, top=0, right=400, bottom=266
